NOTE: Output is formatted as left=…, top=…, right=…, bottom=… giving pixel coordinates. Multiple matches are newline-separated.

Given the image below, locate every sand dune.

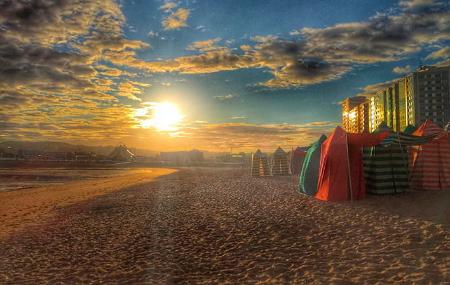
left=0, top=168, right=448, bottom=284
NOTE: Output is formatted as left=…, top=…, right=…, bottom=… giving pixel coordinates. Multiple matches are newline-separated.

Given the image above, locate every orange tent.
left=410, top=120, right=450, bottom=190
left=315, top=127, right=388, bottom=202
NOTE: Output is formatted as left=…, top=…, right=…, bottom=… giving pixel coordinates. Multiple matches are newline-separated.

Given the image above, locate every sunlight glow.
left=136, top=102, right=183, bottom=132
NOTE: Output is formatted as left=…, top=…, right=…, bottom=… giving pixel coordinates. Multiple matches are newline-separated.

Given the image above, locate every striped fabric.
left=410, top=121, right=450, bottom=190
left=363, top=123, right=432, bottom=194
left=379, top=133, right=432, bottom=147
left=251, top=149, right=271, bottom=177
left=363, top=142, right=409, bottom=194
left=272, top=147, right=290, bottom=176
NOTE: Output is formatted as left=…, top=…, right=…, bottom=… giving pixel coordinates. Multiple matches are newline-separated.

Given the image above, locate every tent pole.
left=250, top=152, right=252, bottom=177
left=291, top=147, right=295, bottom=191
left=345, top=133, right=354, bottom=202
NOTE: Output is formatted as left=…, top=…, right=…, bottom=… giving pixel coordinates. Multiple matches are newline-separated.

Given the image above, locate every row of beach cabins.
left=251, top=120, right=450, bottom=202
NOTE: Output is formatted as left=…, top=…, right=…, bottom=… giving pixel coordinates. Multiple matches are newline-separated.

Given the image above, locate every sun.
left=138, top=102, right=183, bottom=131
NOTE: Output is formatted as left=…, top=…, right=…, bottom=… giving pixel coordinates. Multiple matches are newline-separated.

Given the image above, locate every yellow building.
left=368, top=80, right=409, bottom=132
left=346, top=66, right=450, bottom=133
left=342, top=97, right=367, bottom=133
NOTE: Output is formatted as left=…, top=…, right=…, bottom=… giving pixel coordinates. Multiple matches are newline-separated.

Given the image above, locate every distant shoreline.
left=0, top=160, right=247, bottom=169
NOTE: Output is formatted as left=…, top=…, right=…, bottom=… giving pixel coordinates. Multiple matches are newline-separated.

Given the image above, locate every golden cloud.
left=162, top=8, right=190, bottom=30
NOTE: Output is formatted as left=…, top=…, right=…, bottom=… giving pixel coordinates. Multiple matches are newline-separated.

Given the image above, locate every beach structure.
left=403, top=124, right=417, bottom=134
left=290, top=147, right=308, bottom=175
left=251, top=149, right=271, bottom=177
left=363, top=123, right=430, bottom=194
left=298, top=135, right=327, bottom=196
left=271, top=147, right=290, bottom=176
left=410, top=120, right=450, bottom=190
left=315, top=127, right=388, bottom=202
left=109, top=145, right=134, bottom=161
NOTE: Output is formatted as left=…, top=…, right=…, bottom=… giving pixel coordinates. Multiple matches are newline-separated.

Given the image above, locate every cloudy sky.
left=0, top=0, right=449, bottom=151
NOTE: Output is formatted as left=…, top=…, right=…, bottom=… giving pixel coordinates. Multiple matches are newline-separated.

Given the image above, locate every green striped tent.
left=403, top=125, right=416, bottom=135
left=363, top=123, right=431, bottom=194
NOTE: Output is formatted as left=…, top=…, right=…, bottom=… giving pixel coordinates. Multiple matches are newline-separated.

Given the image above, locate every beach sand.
left=0, top=167, right=449, bottom=284
left=0, top=168, right=176, bottom=238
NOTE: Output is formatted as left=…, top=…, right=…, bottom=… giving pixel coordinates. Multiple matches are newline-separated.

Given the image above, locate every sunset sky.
left=1, top=0, right=449, bottom=151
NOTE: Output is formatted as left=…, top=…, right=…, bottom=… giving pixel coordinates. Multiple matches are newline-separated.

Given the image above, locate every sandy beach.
left=0, top=167, right=449, bottom=284
left=0, top=168, right=176, bottom=238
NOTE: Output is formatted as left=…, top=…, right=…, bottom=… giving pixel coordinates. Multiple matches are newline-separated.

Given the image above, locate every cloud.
left=355, top=79, right=399, bottom=97
left=160, top=2, right=177, bottom=12
left=1, top=0, right=449, bottom=150
left=178, top=121, right=338, bottom=151
left=131, top=1, right=450, bottom=88
left=0, top=0, right=154, bottom=145
left=162, top=8, right=190, bottom=30
left=147, top=30, right=159, bottom=38
left=300, top=8, right=450, bottom=64
left=399, top=0, right=443, bottom=11
left=117, top=81, right=150, bottom=101
left=393, top=64, right=413, bottom=74
left=187, top=38, right=223, bottom=52
left=231, top=116, right=247, bottom=120
left=426, top=47, right=450, bottom=60
left=261, top=58, right=349, bottom=87
left=0, top=0, right=125, bottom=45
left=195, top=25, right=207, bottom=32
left=214, top=94, right=238, bottom=101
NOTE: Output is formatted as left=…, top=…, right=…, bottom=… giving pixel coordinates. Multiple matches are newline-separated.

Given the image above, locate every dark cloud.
left=134, top=0, right=449, bottom=88
left=0, top=0, right=147, bottom=143
left=262, top=58, right=349, bottom=87
left=301, top=3, right=450, bottom=64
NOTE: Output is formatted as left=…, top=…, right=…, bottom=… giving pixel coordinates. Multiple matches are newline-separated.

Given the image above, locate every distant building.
left=344, top=65, right=450, bottom=133
left=342, top=96, right=368, bottom=133
left=406, top=65, right=450, bottom=127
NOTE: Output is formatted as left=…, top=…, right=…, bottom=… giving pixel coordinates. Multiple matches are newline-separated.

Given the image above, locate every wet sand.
left=0, top=168, right=449, bottom=284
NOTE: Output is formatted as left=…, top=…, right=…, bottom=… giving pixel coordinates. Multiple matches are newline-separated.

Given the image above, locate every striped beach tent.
left=272, top=147, right=290, bottom=176
left=251, top=149, right=271, bottom=177
left=298, top=135, right=327, bottom=196
left=410, top=120, right=450, bottom=190
left=404, top=125, right=417, bottom=135
left=363, top=123, right=430, bottom=194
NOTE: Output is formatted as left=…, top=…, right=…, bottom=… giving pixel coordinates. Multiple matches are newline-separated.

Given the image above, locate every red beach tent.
left=315, top=126, right=388, bottom=202
left=410, top=120, right=450, bottom=190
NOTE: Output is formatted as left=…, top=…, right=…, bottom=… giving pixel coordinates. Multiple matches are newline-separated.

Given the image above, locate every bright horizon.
left=1, top=0, right=449, bottom=152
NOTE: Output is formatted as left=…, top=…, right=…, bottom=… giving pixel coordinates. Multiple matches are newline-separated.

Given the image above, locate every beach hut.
left=410, top=120, right=450, bottom=190
left=290, top=147, right=308, bottom=175
left=251, top=149, right=271, bottom=177
left=315, top=127, right=388, bottom=202
left=298, top=135, right=327, bottom=196
left=363, top=123, right=430, bottom=194
left=272, top=147, right=290, bottom=176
